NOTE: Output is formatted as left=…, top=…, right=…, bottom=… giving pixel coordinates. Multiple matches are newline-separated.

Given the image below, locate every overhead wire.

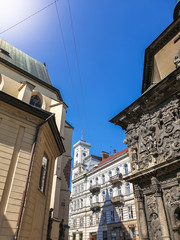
left=0, top=0, right=57, bottom=35
left=54, top=0, right=83, bottom=127
left=67, top=0, right=90, bottom=135
left=0, top=0, right=84, bottom=127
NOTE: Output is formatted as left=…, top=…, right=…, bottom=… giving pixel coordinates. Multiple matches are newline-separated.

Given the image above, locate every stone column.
left=134, top=185, right=149, bottom=240
left=151, top=177, right=170, bottom=240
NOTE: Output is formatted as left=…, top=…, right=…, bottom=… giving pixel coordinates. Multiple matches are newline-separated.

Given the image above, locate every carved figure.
left=47, top=208, right=54, bottom=240
left=150, top=213, right=162, bottom=240
left=146, top=195, right=157, bottom=216
left=174, top=49, right=180, bottom=69
left=124, top=98, right=180, bottom=170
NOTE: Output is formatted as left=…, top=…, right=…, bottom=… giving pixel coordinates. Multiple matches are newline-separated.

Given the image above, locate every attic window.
left=0, top=48, right=10, bottom=57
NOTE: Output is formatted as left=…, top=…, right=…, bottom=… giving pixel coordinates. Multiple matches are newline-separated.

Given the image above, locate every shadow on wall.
left=0, top=215, right=15, bottom=239
left=94, top=189, right=134, bottom=240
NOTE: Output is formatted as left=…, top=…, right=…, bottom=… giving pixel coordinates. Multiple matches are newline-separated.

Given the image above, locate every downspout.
left=13, top=113, right=55, bottom=240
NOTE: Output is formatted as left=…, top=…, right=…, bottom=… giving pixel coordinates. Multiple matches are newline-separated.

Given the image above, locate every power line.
left=0, top=0, right=57, bottom=35
left=67, top=0, right=90, bottom=135
left=54, top=0, right=83, bottom=127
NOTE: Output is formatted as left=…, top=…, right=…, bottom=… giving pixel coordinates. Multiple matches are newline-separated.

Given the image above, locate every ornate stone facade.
left=110, top=4, right=180, bottom=240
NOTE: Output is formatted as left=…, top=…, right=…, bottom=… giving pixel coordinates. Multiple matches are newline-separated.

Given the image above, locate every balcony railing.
left=111, top=195, right=124, bottom=204
left=89, top=184, right=100, bottom=193
left=109, top=173, right=123, bottom=184
left=90, top=202, right=101, bottom=212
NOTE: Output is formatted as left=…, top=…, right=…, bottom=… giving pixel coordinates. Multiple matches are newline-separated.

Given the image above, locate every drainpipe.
left=13, top=113, right=55, bottom=240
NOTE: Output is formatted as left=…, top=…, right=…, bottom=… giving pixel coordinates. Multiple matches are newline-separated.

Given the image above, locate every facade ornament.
left=146, top=195, right=157, bottom=216
left=174, top=49, right=180, bottom=69
left=124, top=98, right=180, bottom=171
left=150, top=213, right=162, bottom=240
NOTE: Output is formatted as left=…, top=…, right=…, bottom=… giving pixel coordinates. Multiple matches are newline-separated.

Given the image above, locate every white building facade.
left=69, top=140, right=138, bottom=240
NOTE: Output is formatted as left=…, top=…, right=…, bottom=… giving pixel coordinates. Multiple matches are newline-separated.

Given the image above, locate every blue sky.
left=0, top=0, right=177, bottom=158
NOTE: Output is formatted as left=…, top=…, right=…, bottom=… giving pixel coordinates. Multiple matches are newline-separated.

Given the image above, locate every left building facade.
left=0, top=39, right=73, bottom=240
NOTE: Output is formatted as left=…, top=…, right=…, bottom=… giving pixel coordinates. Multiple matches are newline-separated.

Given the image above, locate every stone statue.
left=47, top=208, right=54, bottom=240
left=59, top=219, right=65, bottom=240
left=151, top=213, right=161, bottom=240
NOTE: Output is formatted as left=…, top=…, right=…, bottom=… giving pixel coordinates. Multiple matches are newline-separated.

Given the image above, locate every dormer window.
left=0, top=48, right=10, bottom=57
left=30, top=95, right=42, bottom=108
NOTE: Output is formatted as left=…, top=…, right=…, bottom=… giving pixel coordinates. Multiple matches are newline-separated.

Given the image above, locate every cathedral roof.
left=0, top=38, right=52, bottom=86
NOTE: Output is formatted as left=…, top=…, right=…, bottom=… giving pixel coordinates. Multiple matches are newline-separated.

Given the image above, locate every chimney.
left=102, top=151, right=109, bottom=160
left=113, top=149, right=116, bottom=154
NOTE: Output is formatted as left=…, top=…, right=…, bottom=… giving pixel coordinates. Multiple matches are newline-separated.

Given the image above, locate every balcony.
left=89, top=184, right=100, bottom=193
left=109, top=174, right=123, bottom=184
left=90, top=202, right=101, bottom=212
left=111, top=195, right=124, bottom=204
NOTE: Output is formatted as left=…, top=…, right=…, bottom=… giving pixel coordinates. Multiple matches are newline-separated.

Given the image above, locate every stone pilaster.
left=134, top=185, right=149, bottom=240
left=151, top=177, right=170, bottom=240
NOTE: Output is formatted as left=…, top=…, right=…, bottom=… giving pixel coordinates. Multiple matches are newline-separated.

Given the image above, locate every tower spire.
left=173, top=0, right=180, bottom=20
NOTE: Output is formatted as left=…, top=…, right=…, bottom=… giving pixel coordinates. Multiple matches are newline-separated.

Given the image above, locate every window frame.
left=39, top=154, right=49, bottom=194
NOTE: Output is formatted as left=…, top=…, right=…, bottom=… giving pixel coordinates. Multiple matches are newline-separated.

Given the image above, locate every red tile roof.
left=98, top=148, right=128, bottom=166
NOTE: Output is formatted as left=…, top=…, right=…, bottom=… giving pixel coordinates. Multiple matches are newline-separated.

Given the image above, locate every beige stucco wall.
left=153, top=32, right=180, bottom=83
left=0, top=100, right=59, bottom=240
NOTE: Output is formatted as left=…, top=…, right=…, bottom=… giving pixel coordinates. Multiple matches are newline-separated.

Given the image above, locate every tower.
left=72, top=140, right=91, bottom=180
left=111, top=2, right=180, bottom=240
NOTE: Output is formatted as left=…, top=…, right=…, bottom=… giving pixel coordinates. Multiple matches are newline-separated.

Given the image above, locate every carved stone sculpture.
left=174, top=49, right=180, bottom=69
left=150, top=213, right=162, bottom=240
left=125, top=98, right=180, bottom=172
left=47, top=208, right=54, bottom=240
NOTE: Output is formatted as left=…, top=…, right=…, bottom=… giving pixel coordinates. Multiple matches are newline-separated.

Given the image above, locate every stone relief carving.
left=146, top=195, right=157, bottom=216
left=174, top=49, right=180, bottom=69
left=165, top=186, right=180, bottom=207
left=164, top=187, right=180, bottom=235
left=125, top=98, right=180, bottom=171
left=150, top=213, right=162, bottom=240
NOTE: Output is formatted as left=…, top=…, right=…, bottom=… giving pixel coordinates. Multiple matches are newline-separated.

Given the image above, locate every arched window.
left=126, top=183, right=130, bottom=194
left=81, top=199, right=83, bottom=208
left=125, top=164, right=128, bottom=174
left=116, top=168, right=120, bottom=175
left=109, top=171, right=112, bottom=178
left=39, top=155, right=48, bottom=193
left=102, top=174, right=105, bottom=184
left=30, top=95, right=42, bottom=108
left=110, top=188, right=113, bottom=198
left=96, top=177, right=99, bottom=184
left=102, top=191, right=106, bottom=201
left=118, top=185, right=122, bottom=195
left=90, top=180, right=93, bottom=186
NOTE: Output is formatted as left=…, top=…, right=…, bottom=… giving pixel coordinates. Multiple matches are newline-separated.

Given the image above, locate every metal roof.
left=0, top=39, right=52, bottom=85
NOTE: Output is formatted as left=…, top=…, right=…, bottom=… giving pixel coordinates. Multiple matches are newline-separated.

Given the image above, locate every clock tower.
left=72, top=140, right=91, bottom=180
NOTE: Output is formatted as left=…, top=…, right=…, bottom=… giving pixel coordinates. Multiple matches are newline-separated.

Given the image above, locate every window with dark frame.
left=30, top=95, right=42, bottom=108
left=39, top=155, right=48, bottom=193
